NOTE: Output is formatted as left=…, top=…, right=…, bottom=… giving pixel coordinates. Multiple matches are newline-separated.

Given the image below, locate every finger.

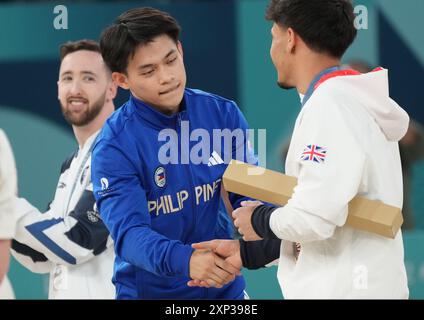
left=188, top=278, right=212, bottom=288
left=205, top=276, right=223, bottom=289
left=242, top=231, right=253, bottom=241
left=216, top=268, right=236, bottom=285
left=203, top=264, right=226, bottom=287
left=212, top=259, right=235, bottom=279
left=187, top=279, right=201, bottom=287
left=234, top=218, right=240, bottom=228
left=195, top=280, right=212, bottom=288
left=206, top=280, right=222, bottom=289
left=210, top=272, right=225, bottom=287
left=220, top=271, right=235, bottom=286
left=187, top=279, right=209, bottom=288
left=241, top=200, right=263, bottom=207
left=213, top=266, right=235, bottom=285
left=232, top=209, right=240, bottom=219
left=214, top=255, right=240, bottom=275
left=191, top=252, right=227, bottom=288
left=242, top=234, right=257, bottom=241
left=199, top=280, right=210, bottom=287
left=192, top=240, right=217, bottom=251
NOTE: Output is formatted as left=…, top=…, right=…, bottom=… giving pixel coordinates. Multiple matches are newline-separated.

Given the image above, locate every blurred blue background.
left=0, top=0, right=423, bottom=299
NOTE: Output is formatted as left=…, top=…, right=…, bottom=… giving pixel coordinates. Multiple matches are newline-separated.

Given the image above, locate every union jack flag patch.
left=301, top=145, right=327, bottom=163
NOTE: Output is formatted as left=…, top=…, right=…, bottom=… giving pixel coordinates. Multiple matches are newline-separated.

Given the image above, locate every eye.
left=167, top=57, right=177, bottom=64
left=83, top=76, right=95, bottom=82
left=142, top=70, right=154, bottom=76
left=62, top=76, right=72, bottom=81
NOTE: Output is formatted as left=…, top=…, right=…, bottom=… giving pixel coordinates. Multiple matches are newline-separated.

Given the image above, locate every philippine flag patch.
left=300, top=145, right=327, bottom=163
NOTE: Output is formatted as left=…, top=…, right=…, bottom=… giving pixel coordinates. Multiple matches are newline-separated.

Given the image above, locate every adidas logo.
left=207, top=151, right=224, bottom=167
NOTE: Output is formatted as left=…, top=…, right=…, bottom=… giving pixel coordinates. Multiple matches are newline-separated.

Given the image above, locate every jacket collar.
left=302, top=66, right=362, bottom=106
left=128, top=91, right=187, bottom=128
left=302, top=66, right=341, bottom=106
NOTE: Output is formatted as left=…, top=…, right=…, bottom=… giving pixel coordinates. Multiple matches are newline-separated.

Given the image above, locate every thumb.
left=192, top=240, right=217, bottom=251
left=241, top=200, right=263, bottom=207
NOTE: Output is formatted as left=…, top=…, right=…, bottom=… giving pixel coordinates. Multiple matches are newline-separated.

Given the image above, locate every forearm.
left=14, top=197, right=108, bottom=266
left=251, top=205, right=279, bottom=239
left=116, top=225, right=194, bottom=278
left=239, top=239, right=281, bottom=269
left=269, top=205, right=336, bottom=243
left=0, top=239, right=11, bottom=282
left=251, top=204, right=336, bottom=243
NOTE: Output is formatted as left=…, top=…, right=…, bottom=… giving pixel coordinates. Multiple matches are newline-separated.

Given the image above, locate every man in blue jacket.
left=91, top=7, right=255, bottom=299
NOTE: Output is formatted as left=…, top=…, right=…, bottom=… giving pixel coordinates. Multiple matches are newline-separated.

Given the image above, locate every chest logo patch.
left=100, top=177, right=109, bottom=190
left=154, top=166, right=166, bottom=188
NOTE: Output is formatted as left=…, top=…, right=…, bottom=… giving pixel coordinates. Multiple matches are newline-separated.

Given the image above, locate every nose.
left=158, top=66, right=174, bottom=86
left=69, top=80, right=83, bottom=95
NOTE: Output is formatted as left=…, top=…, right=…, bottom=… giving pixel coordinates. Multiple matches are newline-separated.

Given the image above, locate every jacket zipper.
left=177, top=112, right=205, bottom=297
left=177, top=112, right=197, bottom=241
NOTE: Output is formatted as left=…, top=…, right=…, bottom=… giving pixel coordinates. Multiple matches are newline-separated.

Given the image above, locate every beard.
left=61, top=92, right=106, bottom=127
left=277, top=81, right=295, bottom=90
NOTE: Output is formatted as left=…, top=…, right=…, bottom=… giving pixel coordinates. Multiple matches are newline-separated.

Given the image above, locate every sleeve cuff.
left=170, top=243, right=195, bottom=278
left=251, top=205, right=279, bottom=239
left=240, top=239, right=281, bottom=269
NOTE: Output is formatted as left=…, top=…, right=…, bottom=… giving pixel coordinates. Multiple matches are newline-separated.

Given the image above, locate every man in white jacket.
left=190, top=0, right=409, bottom=298
left=0, top=129, right=17, bottom=285
left=11, top=40, right=118, bottom=299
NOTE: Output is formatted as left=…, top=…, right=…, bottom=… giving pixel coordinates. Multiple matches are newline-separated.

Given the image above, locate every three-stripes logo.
left=207, top=151, right=224, bottom=167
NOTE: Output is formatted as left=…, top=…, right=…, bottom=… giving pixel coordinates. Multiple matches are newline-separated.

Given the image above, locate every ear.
left=177, top=41, right=184, bottom=59
left=286, top=27, right=297, bottom=54
left=112, top=72, right=130, bottom=90
left=107, top=79, right=118, bottom=101
left=57, top=80, right=60, bottom=100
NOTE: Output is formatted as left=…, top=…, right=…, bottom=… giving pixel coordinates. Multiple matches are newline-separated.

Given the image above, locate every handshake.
left=187, top=200, right=263, bottom=289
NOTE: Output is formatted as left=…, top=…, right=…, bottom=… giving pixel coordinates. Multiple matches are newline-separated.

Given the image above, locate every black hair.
left=100, top=7, right=181, bottom=73
left=266, top=0, right=357, bottom=58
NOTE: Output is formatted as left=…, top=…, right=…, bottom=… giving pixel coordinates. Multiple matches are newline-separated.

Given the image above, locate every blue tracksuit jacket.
left=91, top=88, right=255, bottom=299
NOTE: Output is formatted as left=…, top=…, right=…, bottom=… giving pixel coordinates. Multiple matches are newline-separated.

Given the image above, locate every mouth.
left=67, top=97, right=89, bottom=111
left=159, top=83, right=180, bottom=95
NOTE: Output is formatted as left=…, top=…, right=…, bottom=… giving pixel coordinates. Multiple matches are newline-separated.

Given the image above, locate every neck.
left=73, top=101, right=114, bottom=148
left=132, top=93, right=181, bottom=116
left=296, top=54, right=340, bottom=94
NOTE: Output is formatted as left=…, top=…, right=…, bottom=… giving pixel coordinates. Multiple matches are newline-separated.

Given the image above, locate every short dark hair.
left=266, top=0, right=357, bottom=58
left=100, top=7, right=181, bottom=73
left=59, top=39, right=101, bottom=61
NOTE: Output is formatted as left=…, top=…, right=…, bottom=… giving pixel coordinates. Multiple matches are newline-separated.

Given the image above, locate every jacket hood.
left=334, top=68, right=409, bottom=141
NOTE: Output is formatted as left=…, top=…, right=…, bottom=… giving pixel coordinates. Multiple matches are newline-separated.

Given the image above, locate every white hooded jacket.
left=0, top=129, right=17, bottom=239
left=270, top=68, right=410, bottom=298
left=11, top=132, right=115, bottom=299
